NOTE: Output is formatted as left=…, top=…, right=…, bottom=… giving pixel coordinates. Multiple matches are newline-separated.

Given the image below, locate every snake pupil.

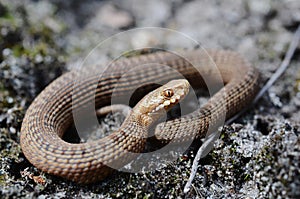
left=163, top=89, right=174, bottom=97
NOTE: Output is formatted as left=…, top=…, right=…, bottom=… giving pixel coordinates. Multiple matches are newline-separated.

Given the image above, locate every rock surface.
left=0, top=0, right=299, bottom=198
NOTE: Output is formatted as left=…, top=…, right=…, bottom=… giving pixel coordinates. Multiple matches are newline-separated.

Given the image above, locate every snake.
left=20, top=49, right=260, bottom=184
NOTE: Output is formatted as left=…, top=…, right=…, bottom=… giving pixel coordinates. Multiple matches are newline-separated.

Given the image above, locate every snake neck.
left=119, top=105, right=152, bottom=126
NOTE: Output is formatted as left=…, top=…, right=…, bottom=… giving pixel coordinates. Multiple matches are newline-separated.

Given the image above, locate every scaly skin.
left=20, top=49, right=260, bottom=183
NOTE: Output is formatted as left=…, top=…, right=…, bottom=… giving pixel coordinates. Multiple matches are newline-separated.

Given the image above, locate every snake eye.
left=163, top=89, right=174, bottom=98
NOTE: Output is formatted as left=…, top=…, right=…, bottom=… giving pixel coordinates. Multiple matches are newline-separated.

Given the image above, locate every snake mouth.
left=149, top=91, right=187, bottom=115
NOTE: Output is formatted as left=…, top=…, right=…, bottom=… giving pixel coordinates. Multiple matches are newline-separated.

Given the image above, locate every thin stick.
left=227, top=25, right=300, bottom=124
left=183, top=131, right=220, bottom=193
left=184, top=24, right=300, bottom=193
left=253, top=25, right=300, bottom=104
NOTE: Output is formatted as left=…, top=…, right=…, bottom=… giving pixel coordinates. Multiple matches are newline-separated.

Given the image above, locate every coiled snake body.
left=20, top=49, right=260, bottom=183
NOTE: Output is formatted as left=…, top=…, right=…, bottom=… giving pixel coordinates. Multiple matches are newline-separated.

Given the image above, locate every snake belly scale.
left=20, top=49, right=260, bottom=183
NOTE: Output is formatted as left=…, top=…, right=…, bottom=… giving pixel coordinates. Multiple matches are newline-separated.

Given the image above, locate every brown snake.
left=20, top=49, right=260, bottom=183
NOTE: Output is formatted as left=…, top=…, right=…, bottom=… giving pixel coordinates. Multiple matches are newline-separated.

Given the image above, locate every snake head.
left=135, top=79, right=190, bottom=126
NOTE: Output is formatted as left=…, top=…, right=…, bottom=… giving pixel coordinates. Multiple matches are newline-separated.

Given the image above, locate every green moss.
left=0, top=172, right=8, bottom=186
left=0, top=3, right=14, bottom=21
left=243, top=173, right=251, bottom=181
left=295, top=77, right=300, bottom=93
